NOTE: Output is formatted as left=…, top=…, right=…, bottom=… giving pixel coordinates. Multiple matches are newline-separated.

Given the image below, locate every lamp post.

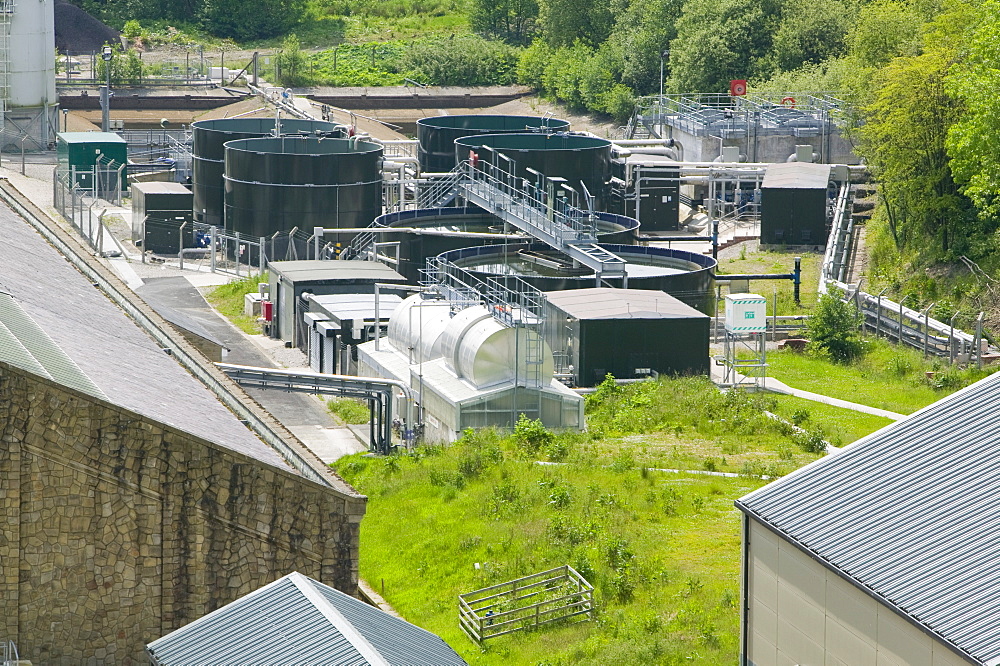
left=659, top=49, right=670, bottom=102
left=100, top=45, right=112, bottom=133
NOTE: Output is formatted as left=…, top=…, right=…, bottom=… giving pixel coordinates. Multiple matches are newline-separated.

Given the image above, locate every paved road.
left=136, top=276, right=367, bottom=462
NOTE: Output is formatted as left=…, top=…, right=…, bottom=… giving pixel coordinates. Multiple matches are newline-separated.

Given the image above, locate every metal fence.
left=459, top=565, right=594, bottom=644
left=820, top=182, right=991, bottom=362
left=53, top=167, right=119, bottom=254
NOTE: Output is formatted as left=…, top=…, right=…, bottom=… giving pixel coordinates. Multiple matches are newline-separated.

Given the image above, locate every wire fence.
left=53, top=168, right=115, bottom=254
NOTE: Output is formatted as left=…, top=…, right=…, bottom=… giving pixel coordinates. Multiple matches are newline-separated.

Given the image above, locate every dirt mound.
left=55, top=0, right=121, bottom=55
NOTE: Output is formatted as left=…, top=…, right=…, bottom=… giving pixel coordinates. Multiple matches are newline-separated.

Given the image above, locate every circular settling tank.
left=191, top=118, right=341, bottom=227
left=454, top=132, right=613, bottom=210
left=371, top=207, right=639, bottom=282
left=223, top=136, right=383, bottom=238
left=438, top=243, right=717, bottom=314
left=417, top=114, right=570, bottom=173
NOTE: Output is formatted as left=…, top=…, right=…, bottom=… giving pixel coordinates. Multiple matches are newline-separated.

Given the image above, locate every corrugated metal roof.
left=147, top=572, right=467, bottom=666
left=737, top=370, right=1000, bottom=665
left=0, top=293, right=107, bottom=399
left=761, top=162, right=831, bottom=189
left=544, top=287, right=708, bottom=320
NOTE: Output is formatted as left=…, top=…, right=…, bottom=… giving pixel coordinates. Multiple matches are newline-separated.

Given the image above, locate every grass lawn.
left=336, top=437, right=765, bottom=665
left=765, top=340, right=991, bottom=415
left=205, top=272, right=267, bottom=335
left=716, top=247, right=822, bottom=316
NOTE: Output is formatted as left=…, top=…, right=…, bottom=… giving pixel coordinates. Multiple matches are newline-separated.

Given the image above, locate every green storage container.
left=56, top=132, right=128, bottom=190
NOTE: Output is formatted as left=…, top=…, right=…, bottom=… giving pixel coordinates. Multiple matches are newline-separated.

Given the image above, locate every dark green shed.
left=56, top=132, right=128, bottom=190
left=760, top=163, right=831, bottom=246
left=131, top=182, right=194, bottom=254
left=543, top=288, right=710, bottom=388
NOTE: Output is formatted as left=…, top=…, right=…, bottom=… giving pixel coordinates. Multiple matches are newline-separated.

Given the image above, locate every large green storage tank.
left=56, top=132, right=127, bottom=190
left=416, top=114, right=569, bottom=173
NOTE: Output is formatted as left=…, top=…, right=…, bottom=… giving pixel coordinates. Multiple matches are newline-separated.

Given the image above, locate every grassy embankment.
left=333, top=372, right=919, bottom=665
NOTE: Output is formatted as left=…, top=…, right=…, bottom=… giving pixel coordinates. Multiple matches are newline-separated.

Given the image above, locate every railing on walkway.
left=820, top=183, right=989, bottom=362
left=459, top=565, right=594, bottom=644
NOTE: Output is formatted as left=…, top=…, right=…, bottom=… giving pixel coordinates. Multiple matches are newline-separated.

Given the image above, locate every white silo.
left=2, top=0, right=58, bottom=150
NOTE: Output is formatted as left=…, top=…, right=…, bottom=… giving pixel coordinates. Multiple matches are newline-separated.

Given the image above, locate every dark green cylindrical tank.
left=191, top=118, right=341, bottom=227
left=417, top=115, right=570, bottom=173
left=223, top=136, right=383, bottom=238
left=371, top=207, right=639, bottom=283
left=454, top=132, right=613, bottom=211
left=438, top=243, right=717, bottom=314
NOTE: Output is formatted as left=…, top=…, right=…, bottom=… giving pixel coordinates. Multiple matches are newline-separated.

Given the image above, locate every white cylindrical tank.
left=386, top=294, right=452, bottom=363
left=9, top=0, right=57, bottom=108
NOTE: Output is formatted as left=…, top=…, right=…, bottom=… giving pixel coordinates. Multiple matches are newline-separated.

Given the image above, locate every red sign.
left=730, top=79, right=747, bottom=96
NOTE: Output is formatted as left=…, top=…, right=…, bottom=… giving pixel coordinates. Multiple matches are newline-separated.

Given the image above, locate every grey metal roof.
left=761, top=162, right=831, bottom=189
left=544, top=287, right=708, bottom=320
left=131, top=181, right=192, bottom=195
left=737, top=370, right=1000, bottom=665
left=270, top=260, right=405, bottom=283
left=147, top=572, right=468, bottom=666
left=0, top=204, right=289, bottom=470
left=309, top=293, right=403, bottom=324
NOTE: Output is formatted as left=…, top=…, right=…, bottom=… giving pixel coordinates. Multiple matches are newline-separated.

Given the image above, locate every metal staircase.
left=0, top=0, right=14, bottom=135
left=456, top=159, right=628, bottom=286
left=417, top=168, right=464, bottom=209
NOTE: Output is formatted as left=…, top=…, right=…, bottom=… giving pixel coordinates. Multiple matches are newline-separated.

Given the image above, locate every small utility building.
left=737, top=370, right=1000, bottom=666
left=131, top=181, right=194, bottom=254
left=267, top=260, right=407, bottom=346
left=146, top=572, right=467, bottom=666
left=304, top=292, right=404, bottom=374
left=543, top=288, right=709, bottom=387
left=56, top=131, right=127, bottom=190
left=760, top=162, right=831, bottom=246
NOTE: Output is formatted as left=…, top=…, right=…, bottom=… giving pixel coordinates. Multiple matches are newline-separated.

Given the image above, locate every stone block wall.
left=0, top=362, right=366, bottom=665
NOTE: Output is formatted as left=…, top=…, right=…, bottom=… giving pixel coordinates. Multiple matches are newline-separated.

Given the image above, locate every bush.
left=806, top=291, right=865, bottom=362
left=513, top=413, right=554, bottom=453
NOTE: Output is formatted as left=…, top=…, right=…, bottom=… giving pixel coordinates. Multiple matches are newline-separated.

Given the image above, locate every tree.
left=767, top=0, right=853, bottom=74
left=855, top=3, right=977, bottom=258
left=805, top=292, right=864, bottom=363
left=946, top=0, right=1000, bottom=229
left=200, top=0, right=306, bottom=41
left=668, top=0, right=785, bottom=92
left=537, top=0, right=613, bottom=48
left=470, top=0, right=539, bottom=45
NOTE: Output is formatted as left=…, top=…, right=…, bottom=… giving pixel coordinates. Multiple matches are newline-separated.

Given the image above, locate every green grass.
left=766, top=339, right=991, bottom=415
left=769, top=394, right=894, bottom=447
left=716, top=247, right=822, bottom=317
left=335, top=435, right=765, bottom=665
left=205, top=272, right=267, bottom=335
left=328, top=397, right=371, bottom=424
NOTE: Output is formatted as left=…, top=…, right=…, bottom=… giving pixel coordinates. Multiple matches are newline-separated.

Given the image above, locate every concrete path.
left=135, top=275, right=368, bottom=462
left=710, top=361, right=905, bottom=421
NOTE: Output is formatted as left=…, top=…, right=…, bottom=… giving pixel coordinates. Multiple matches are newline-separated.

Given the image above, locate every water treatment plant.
left=51, top=83, right=865, bottom=446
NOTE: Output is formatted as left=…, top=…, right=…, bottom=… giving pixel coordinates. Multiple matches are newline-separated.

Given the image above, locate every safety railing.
left=820, top=183, right=989, bottom=361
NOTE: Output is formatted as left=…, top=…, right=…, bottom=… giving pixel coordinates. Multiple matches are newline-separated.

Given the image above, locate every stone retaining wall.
left=0, top=361, right=366, bottom=665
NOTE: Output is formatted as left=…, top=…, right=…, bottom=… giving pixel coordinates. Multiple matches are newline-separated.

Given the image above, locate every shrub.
left=805, top=292, right=865, bottom=362
left=513, top=413, right=554, bottom=454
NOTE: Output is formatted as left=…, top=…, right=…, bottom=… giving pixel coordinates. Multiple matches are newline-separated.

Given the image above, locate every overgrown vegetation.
left=204, top=272, right=266, bottom=335
left=805, top=291, right=864, bottom=363
left=767, top=337, right=992, bottom=415
left=327, top=397, right=371, bottom=424
left=333, top=370, right=911, bottom=663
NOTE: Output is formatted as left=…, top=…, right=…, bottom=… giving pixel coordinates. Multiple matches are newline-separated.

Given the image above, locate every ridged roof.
left=737, top=370, right=1000, bottom=665
left=147, top=572, right=468, bottom=666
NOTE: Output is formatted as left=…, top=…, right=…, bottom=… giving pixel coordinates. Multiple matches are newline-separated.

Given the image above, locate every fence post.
left=210, top=225, right=217, bottom=273
left=260, top=236, right=266, bottom=273
left=949, top=314, right=957, bottom=364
